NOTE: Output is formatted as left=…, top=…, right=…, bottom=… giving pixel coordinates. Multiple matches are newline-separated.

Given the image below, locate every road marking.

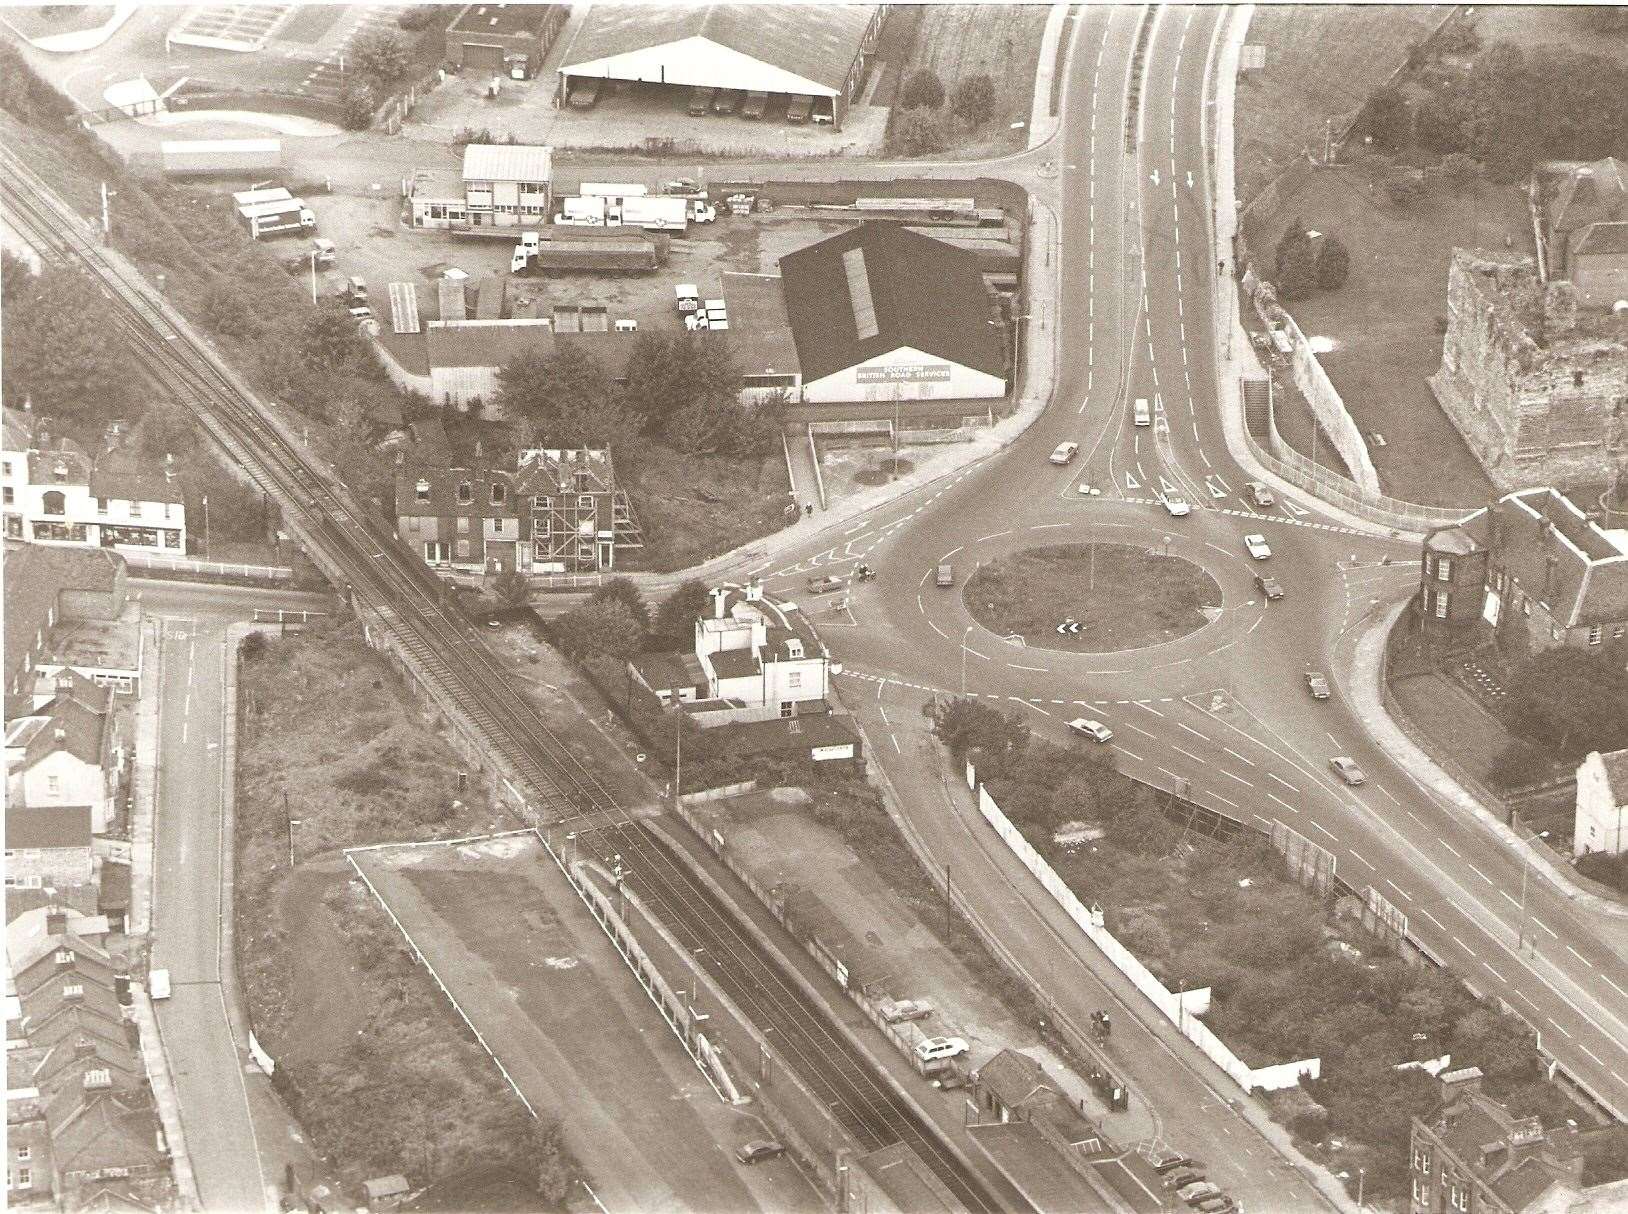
left=1126, top=722, right=1158, bottom=740
left=1348, top=849, right=1373, bottom=870
left=929, top=621, right=949, bottom=640
left=1171, top=745, right=1203, bottom=764
left=1008, top=661, right=1050, bottom=672
left=1116, top=746, right=1143, bottom=763
left=1529, top=916, right=1555, bottom=938
left=1267, top=772, right=1297, bottom=792
left=1440, top=841, right=1462, bottom=858
left=1135, top=702, right=1165, bottom=718
left=1566, top=946, right=1593, bottom=968
left=976, top=530, right=1012, bottom=543
left=1385, top=879, right=1412, bottom=901
left=1483, top=962, right=1505, bottom=983
left=1310, top=821, right=1337, bottom=841
left=1218, top=769, right=1253, bottom=787
left=1267, top=792, right=1299, bottom=814
left=1452, top=936, right=1477, bottom=958
left=1500, top=890, right=1520, bottom=909
left=1221, top=747, right=1255, bottom=767
left=890, top=734, right=900, bottom=754
left=1604, top=976, right=1628, bottom=999
left=1177, top=721, right=1208, bottom=740
left=1466, top=863, right=1493, bottom=886
left=1420, top=909, right=1446, bottom=930
left=1548, top=1018, right=1571, bottom=1039
left=1580, top=1044, right=1603, bottom=1064
left=1518, top=991, right=1540, bottom=1010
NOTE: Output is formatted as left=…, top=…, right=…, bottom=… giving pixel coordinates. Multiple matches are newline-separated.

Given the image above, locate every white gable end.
left=563, top=35, right=839, bottom=98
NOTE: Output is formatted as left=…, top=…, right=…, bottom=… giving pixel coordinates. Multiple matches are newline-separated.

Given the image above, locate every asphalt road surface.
left=728, top=1, right=1628, bottom=1199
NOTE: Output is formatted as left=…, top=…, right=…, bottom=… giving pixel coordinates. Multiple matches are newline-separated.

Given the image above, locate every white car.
left=1162, top=495, right=1192, bottom=517
left=914, top=1036, right=969, bottom=1062
left=1329, top=756, right=1366, bottom=786
left=1049, top=441, right=1080, bottom=465
left=1067, top=717, right=1114, bottom=743
left=1243, top=533, right=1272, bottom=560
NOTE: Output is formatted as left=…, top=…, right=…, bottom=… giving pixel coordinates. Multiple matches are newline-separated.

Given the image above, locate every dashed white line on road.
left=1117, top=746, right=1143, bottom=763
left=1386, top=879, right=1412, bottom=901
left=1518, top=991, right=1540, bottom=1010
left=890, top=734, right=900, bottom=754
left=1222, top=747, right=1255, bottom=767
left=1267, top=772, right=1297, bottom=792
left=1580, top=1044, right=1603, bottom=1064
left=1008, top=663, right=1050, bottom=672
left=1530, top=916, right=1556, bottom=938
left=929, top=621, right=949, bottom=640
left=1171, top=745, right=1202, bottom=764
left=1604, top=976, right=1628, bottom=999
left=1311, top=821, right=1337, bottom=841
left=1177, top=721, right=1208, bottom=740
left=1127, top=722, right=1158, bottom=740
left=1548, top=1018, right=1572, bottom=1039
left=1500, top=890, right=1520, bottom=910
left=1483, top=962, right=1505, bottom=983
left=1218, top=769, right=1253, bottom=787
left=1466, top=863, right=1493, bottom=886
left=1452, top=936, right=1477, bottom=957
left=976, top=530, right=1012, bottom=543
left=1135, top=702, right=1166, bottom=718
left=1441, top=840, right=1462, bottom=858
left=1567, top=946, right=1593, bottom=968
left=1348, top=849, right=1374, bottom=870
left=1267, top=792, right=1298, bottom=814
left=1420, top=909, right=1446, bottom=930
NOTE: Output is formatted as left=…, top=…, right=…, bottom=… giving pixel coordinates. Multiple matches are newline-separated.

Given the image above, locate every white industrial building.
left=779, top=222, right=1007, bottom=404
left=409, top=143, right=553, bottom=230
left=557, top=4, right=885, bottom=129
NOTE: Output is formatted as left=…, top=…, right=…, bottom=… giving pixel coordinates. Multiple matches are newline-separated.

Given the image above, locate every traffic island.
left=965, top=543, right=1222, bottom=652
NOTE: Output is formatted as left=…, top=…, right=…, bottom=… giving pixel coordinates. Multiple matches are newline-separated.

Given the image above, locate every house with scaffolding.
left=515, top=447, right=641, bottom=574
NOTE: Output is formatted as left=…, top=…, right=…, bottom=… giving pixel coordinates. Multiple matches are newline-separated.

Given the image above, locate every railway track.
left=1, top=154, right=999, bottom=1210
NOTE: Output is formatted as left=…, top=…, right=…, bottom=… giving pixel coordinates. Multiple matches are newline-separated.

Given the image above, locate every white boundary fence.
left=968, top=763, right=1320, bottom=1094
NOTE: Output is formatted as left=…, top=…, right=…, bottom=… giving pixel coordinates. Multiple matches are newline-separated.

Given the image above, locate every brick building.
left=443, top=3, right=568, bottom=78
left=1418, top=487, right=1628, bottom=658
left=1409, top=1066, right=1628, bottom=1213
left=1429, top=250, right=1628, bottom=492
left=4, top=806, right=94, bottom=889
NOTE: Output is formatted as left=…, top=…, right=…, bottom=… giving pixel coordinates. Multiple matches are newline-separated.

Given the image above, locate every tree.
left=1502, top=650, right=1628, bottom=761
left=199, top=277, right=260, bottom=339
left=651, top=580, right=711, bottom=650
left=900, top=68, right=945, bottom=110
left=1363, top=85, right=1411, bottom=149
left=492, top=569, right=530, bottom=608
left=1316, top=235, right=1351, bottom=291
left=588, top=577, right=649, bottom=630
left=338, top=83, right=375, bottom=131
left=1441, top=151, right=1482, bottom=194
left=950, top=74, right=997, bottom=126
left=299, top=308, right=367, bottom=373
left=500, top=344, right=640, bottom=452
left=929, top=698, right=1029, bottom=777
left=619, top=331, right=747, bottom=451
left=350, top=29, right=410, bottom=84
left=0, top=255, right=135, bottom=424
left=1274, top=218, right=1319, bottom=300
left=890, top=106, right=956, bottom=156
left=553, top=599, right=646, bottom=660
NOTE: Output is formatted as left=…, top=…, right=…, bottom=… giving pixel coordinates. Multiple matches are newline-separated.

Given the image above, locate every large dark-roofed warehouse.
left=557, top=3, right=885, bottom=129
left=779, top=222, right=1008, bottom=404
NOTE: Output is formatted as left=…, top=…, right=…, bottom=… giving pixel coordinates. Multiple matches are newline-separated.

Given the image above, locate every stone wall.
left=1431, top=250, right=1628, bottom=492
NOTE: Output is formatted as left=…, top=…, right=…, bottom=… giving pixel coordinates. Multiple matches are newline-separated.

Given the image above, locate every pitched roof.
left=3, top=544, right=125, bottom=693
left=47, top=1089, right=167, bottom=1180
left=1490, top=1156, right=1567, bottom=1212
left=393, top=465, right=522, bottom=519
left=512, top=447, right=617, bottom=497
left=1459, top=489, right=1628, bottom=627
left=18, top=687, right=114, bottom=770
left=462, top=143, right=552, bottom=185
left=561, top=4, right=878, bottom=95
left=1551, top=157, right=1628, bottom=235
left=88, top=451, right=184, bottom=506
left=1573, top=220, right=1628, bottom=257
left=779, top=222, right=1006, bottom=384
left=975, top=1049, right=1057, bottom=1111
left=6, top=805, right=93, bottom=850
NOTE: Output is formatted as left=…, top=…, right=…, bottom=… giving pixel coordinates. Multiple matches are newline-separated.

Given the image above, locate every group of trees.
left=890, top=68, right=1000, bottom=156
left=1365, top=37, right=1628, bottom=181
left=550, top=577, right=711, bottom=664
left=496, top=331, right=781, bottom=463
left=1490, top=649, right=1628, bottom=789
left=1, top=250, right=137, bottom=425
left=337, top=26, right=419, bottom=129
left=1273, top=218, right=1351, bottom=300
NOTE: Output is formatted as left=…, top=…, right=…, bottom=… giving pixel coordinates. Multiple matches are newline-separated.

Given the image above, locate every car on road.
left=1305, top=671, right=1331, bottom=700
left=1330, top=756, right=1366, bottom=785
left=1243, top=533, right=1272, bottom=560
left=806, top=574, right=844, bottom=594
left=936, top=563, right=955, bottom=587
left=734, top=1140, right=786, bottom=1165
left=914, top=1036, right=969, bottom=1062
left=1162, top=494, right=1192, bottom=517
left=1193, top=1197, right=1236, bottom=1214
left=1245, top=481, right=1274, bottom=507
left=1067, top=717, right=1114, bottom=743
left=880, top=998, right=933, bottom=1023
left=1049, top=441, right=1080, bottom=465
left=1254, top=573, right=1285, bottom=601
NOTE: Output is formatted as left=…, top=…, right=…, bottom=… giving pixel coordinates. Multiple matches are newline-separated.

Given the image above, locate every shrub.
left=1386, top=175, right=1423, bottom=207
left=890, top=107, right=957, bottom=156
left=1442, top=151, right=1483, bottom=193
left=1316, top=235, right=1351, bottom=291
left=950, top=73, right=997, bottom=126
left=338, top=83, right=375, bottom=131
left=899, top=68, right=945, bottom=110
left=350, top=29, right=410, bottom=84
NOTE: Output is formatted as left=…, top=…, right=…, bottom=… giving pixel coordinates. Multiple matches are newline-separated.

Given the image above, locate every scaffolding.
left=517, top=448, right=641, bottom=573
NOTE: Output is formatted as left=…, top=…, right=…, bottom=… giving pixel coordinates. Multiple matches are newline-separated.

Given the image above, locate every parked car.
left=712, top=88, right=742, bottom=115
left=936, top=563, right=955, bottom=588
left=1163, top=1169, right=1206, bottom=1191
left=1049, top=441, right=1080, bottom=465
left=806, top=574, right=844, bottom=594
left=1244, top=480, right=1274, bottom=507
left=1330, top=756, right=1366, bottom=785
left=1254, top=573, right=1285, bottom=601
left=1304, top=671, right=1331, bottom=700
left=1194, top=1196, right=1236, bottom=1214
left=1243, top=533, right=1272, bottom=560
left=1067, top=718, right=1114, bottom=743
left=568, top=78, right=602, bottom=109
left=688, top=85, right=715, bottom=116
left=734, top=1140, right=786, bottom=1165
left=1149, top=1152, right=1196, bottom=1175
left=914, top=1036, right=969, bottom=1062
left=1162, top=494, right=1192, bottom=517
left=1178, top=1181, right=1223, bottom=1206
left=311, top=237, right=336, bottom=266
left=741, top=90, right=769, bottom=119
left=786, top=94, right=814, bottom=123
left=880, top=998, right=933, bottom=1023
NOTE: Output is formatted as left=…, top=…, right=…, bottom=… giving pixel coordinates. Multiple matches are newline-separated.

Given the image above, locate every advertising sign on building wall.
left=855, top=363, right=952, bottom=385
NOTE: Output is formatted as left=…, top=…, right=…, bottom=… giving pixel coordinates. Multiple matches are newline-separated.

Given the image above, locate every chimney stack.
left=711, top=587, right=728, bottom=620
left=46, top=908, right=68, bottom=938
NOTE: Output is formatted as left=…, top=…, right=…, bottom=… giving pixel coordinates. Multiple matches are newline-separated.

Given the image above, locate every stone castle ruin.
left=1430, top=250, right=1628, bottom=493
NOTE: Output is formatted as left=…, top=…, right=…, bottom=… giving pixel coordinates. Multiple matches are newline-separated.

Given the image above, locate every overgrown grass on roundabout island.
left=964, top=543, right=1223, bottom=652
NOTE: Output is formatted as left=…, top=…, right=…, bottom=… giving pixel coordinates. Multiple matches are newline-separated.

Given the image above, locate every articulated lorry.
left=232, top=187, right=315, bottom=240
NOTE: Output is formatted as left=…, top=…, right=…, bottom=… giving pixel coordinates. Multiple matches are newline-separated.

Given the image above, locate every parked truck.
left=554, top=195, right=608, bottom=226
left=511, top=230, right=659, bottom=273
left=233, top=187, right=315, bottom=240
left=580, top=182, right=649, bottom=199
left=161, top=137, right=283, bottom=178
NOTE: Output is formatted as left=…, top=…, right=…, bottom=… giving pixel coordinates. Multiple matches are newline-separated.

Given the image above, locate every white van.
left=1133, top=397, right=1152, bottom=426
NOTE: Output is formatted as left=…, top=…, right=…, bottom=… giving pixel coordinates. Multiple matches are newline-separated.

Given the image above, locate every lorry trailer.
left=162, top=138, right=283, bottom=179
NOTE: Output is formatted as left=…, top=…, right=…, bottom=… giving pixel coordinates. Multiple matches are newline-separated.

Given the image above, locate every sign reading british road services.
left=855, top=363, right=953, bottom=385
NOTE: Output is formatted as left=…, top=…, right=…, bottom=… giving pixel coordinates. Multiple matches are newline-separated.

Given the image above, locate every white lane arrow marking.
left=1125, top=471, right=1142, bottom=490
left=1284, top=498, right=1310, bottom=517
left=1205, top=475, right=1229, bottom=499
left=1150, top=169, right=1161, bottom=186
left=1159, top=475, right=1180, bottom=496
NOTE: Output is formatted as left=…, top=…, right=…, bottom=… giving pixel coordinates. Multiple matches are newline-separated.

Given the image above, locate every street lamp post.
left=1357, top=1167, right=1366, bottom=1210
left=308, top=248, right=320, bottom=305
left=1515, top=829, right=1545, bottom=952
left=961, top=624, right=975, bottom=695
left=201, top=493, right=210, bottom=561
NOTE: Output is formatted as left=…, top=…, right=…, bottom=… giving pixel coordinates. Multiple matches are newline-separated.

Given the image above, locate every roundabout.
left=963, top=541, right=1221, bottom=653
